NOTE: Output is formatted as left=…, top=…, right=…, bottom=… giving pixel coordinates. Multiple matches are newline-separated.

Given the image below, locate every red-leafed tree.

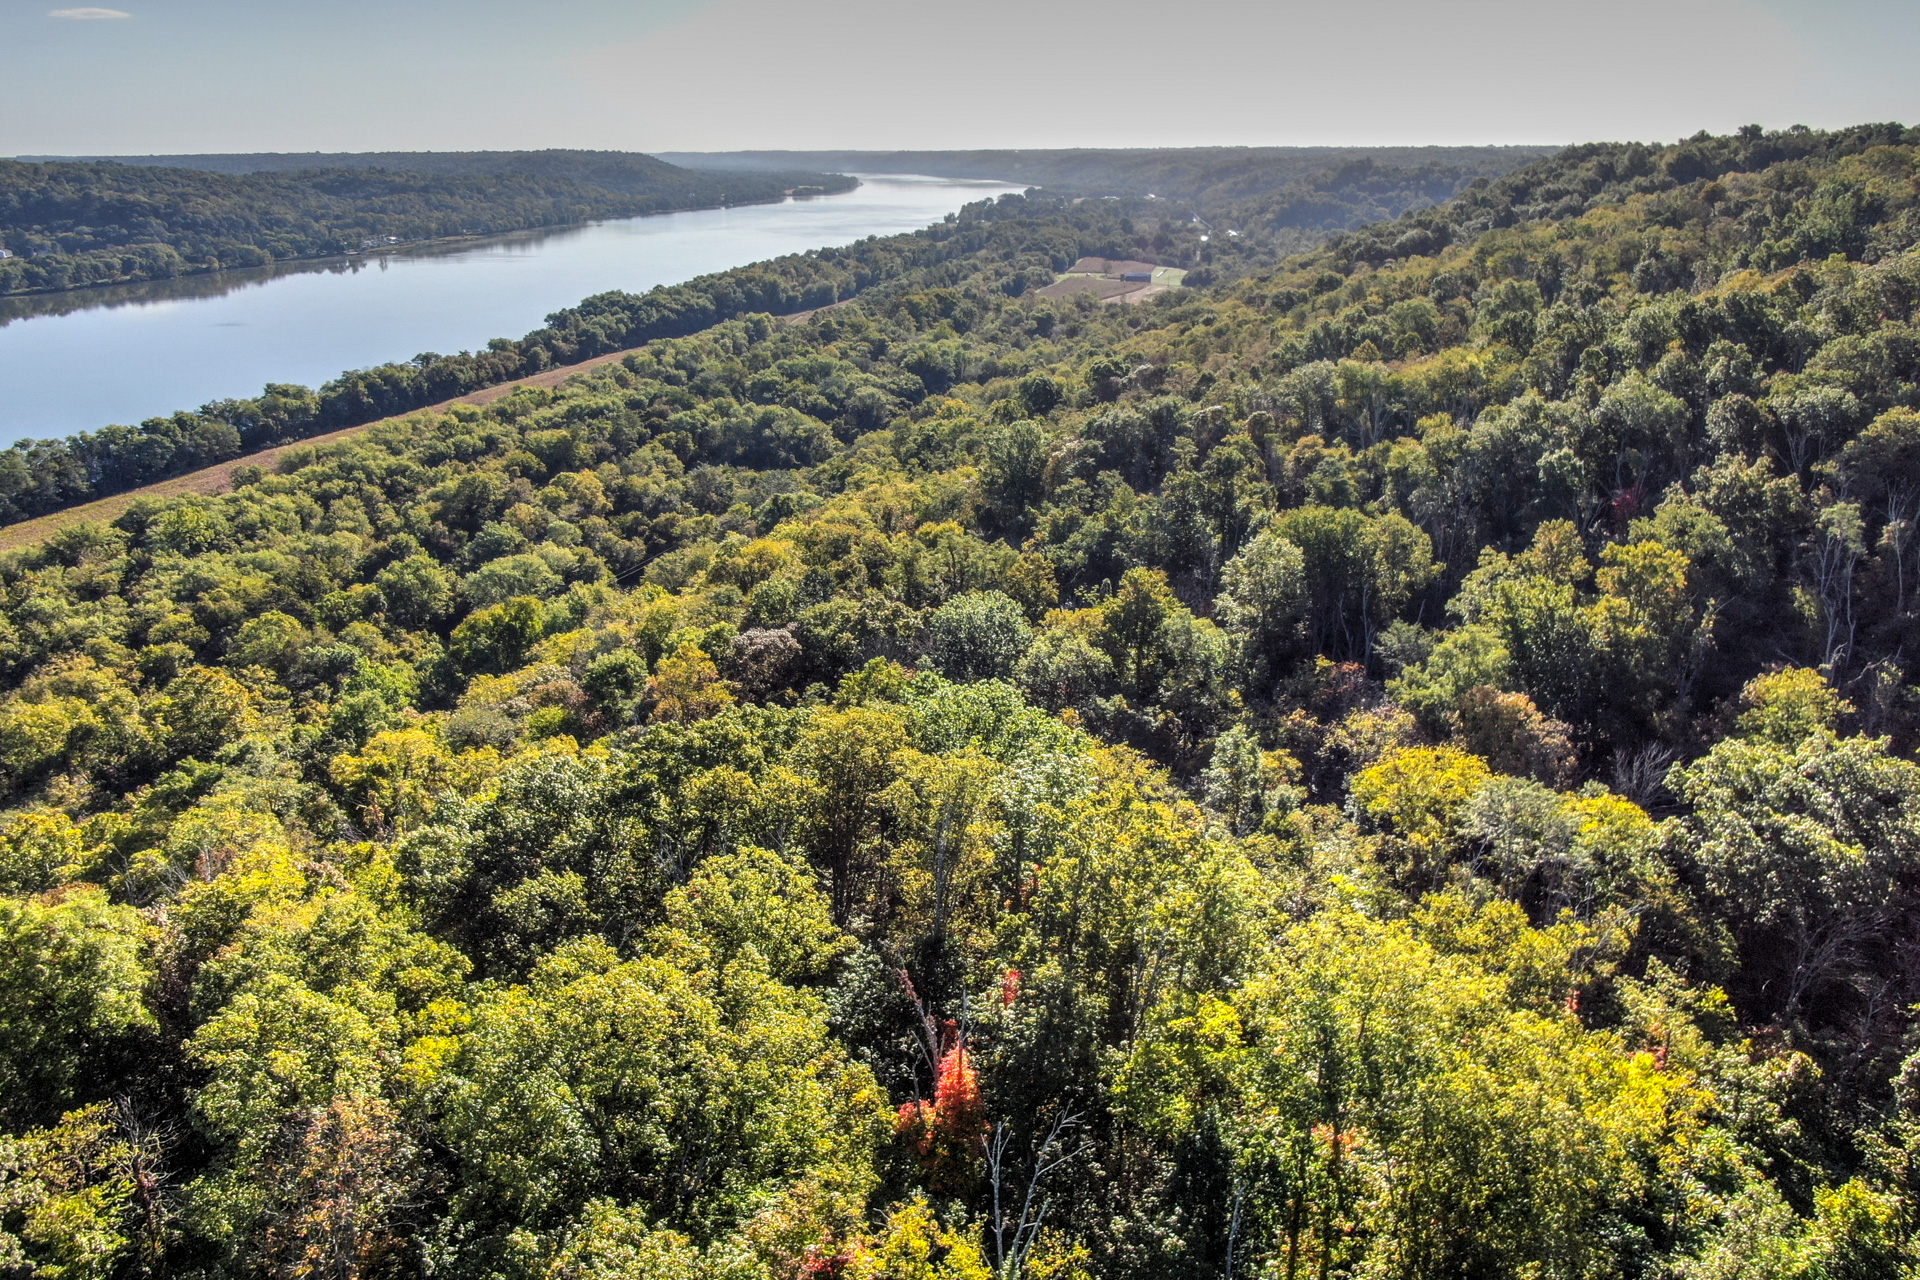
left=894, top=1039, right=986, bottom=1191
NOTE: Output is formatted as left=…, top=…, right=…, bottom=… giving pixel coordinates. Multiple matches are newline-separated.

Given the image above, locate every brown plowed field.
left=1034, top=276, right=1144, bottom=301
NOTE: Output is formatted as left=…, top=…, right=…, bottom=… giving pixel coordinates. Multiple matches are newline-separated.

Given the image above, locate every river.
left=0, top=174, right=1022, bottom=445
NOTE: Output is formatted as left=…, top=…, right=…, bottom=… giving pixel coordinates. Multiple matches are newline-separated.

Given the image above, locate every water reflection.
left=0, top=211, right=788, bottom=328
left=0, top=255, right=376, bottom=328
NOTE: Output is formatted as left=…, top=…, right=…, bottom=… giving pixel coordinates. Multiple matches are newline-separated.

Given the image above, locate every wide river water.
left=0, top=174, right=1021, bottom=445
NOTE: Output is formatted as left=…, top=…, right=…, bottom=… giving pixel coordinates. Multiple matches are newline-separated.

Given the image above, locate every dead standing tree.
left=986, top=1110, right=1084, bottom=1280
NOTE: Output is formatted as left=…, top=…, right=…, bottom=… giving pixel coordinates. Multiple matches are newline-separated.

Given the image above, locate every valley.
left=3, top=123, right=1919, bottom=1278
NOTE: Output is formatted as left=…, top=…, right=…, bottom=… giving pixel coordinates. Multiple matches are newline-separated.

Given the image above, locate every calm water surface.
left=0, top=175, right=1021, bottom=444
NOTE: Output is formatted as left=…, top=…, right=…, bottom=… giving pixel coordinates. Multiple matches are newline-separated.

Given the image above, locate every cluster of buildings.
left=1033, top=256, right=1184, bottom=304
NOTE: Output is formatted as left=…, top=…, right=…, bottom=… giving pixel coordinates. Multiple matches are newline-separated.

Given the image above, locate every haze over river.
left=0, top=174, right=1021, bottom=445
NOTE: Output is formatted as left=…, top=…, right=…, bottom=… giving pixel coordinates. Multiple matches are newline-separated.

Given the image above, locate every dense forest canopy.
left=0, top=151, right=854, bottom=297
left=7, top=122, right=1920, bottom=1277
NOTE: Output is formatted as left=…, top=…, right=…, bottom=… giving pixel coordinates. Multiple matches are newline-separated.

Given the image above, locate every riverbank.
left=0, top=344, right=646, bottom=553
left=0, top=173, right=1016, bottom=447
left=0, top=181, right=855, bottom=304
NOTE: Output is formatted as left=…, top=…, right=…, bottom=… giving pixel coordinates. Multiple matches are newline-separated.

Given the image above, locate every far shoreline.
left=0, top=178, right=860, bottom=307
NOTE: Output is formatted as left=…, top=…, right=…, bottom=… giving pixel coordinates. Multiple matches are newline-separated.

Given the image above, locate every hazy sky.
left=3, top=0, right=1917, bottom=156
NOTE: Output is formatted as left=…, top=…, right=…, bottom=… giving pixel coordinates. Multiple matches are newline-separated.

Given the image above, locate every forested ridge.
left=659, top=145, right=1553, bottom=207
left=0, top=146, right=1543, bottom=527
left=6, top=122, right=1920, bottom=1277
left=0, top=152, right=854, bottom=297
left=673, top=146, right=1563, bottom=280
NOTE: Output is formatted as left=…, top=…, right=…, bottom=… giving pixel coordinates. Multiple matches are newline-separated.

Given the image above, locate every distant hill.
left=21, top=149, right=844, bottom=197
left=660, top=146, right=1560, bottom=274
left=0, top=151, right=855, bottom=297
left=656, top=145, right=1558, bottom=206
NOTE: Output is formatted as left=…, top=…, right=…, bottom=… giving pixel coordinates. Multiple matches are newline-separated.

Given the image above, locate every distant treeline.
left=659, top=144, right=1556, bottom=205
left=0, top=150, right=853, bottom=296
left=21, top=148, right=856, bottom=192
left=667, top=145, right=1560, bottom=272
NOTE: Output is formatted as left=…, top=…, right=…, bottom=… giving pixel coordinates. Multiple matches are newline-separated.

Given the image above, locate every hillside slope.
left=3, top=124, right=1920, bottom=1277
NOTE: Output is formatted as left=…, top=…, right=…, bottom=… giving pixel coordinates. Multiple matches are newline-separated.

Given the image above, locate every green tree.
left=373, top=554, right=456, bottom=630
left=583, top=650, right=650, bottom=727
left=1837, top=407, right=1920, bottom=619
left=0, top=890, right=154, bottom=1130
left=228, top=611, right=308, bottom=674
left=153, top=665, right=260, bottom=762
left=463, top=552, right=565, bottom=608
left=0, top=813, right=86, bottom=895
left=449, top=597, right=545, bottom=676
left=1097, top=568, right=1178, bottom=701
left=0, top=1103, right=168, bottom=1280
left=1217, top=527, right=1307, bottom=694
left=1016, top=628, right=1116, bottom=711
left=435, top=937, right=883, bottom=1268
left=1387, top=624, right=1514, bottom=733
left=795, top=705, right=909, bottom=925
left=1122, top=907, right=1702, bottom=1279
left=926, top=591, right=1033, bottom=683
left=981, top=419, right=1048, bottom=538
left=1275, top=506, right=1437, bottom=662
left=1668, top=720, right=1920, bottom=1030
